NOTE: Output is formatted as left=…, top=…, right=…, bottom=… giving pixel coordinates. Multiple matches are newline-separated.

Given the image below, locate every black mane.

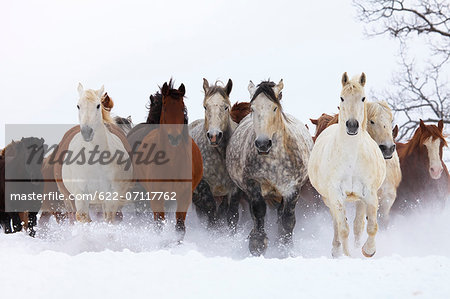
left=251, top=80, right=282, bottom=104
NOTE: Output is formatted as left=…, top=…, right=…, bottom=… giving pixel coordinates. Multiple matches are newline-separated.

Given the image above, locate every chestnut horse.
left=134, top=80, right=203, bottom=240
left=310, top=101, right=402, bottom=227
left=392, top=120, right=449, bottom=213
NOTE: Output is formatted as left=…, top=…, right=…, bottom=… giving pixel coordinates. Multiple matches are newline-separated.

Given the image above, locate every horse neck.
left=92, top=123, right=111, bottom=149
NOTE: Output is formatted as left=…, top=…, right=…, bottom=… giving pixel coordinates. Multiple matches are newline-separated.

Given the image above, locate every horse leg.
left=27, top=212, right=38, bottom=237
left=329, top=200, right=349, bottom=257
left=246, top=181, right=268, bottom=256
left=11, top=212, right=23, bottom=233
left=149, top=196, right=165, bottom=231
left=362, top=192, right=378, bottom=258
left=175, top=189, right=192, bottom=241
left=278, top=191, right=299, bottom=248
left=353, top=201, right=366, bottom=247
left=0, top=212, right=13, bottom=234
left=227, top=188, right=243, bottom=233
left=75, top=199, right=91, bottom=223
left=378, top=186, right=396, bottom=230
left=192, top=180, right=217, bottom=229
left=103, top=201, right=120, bottom=224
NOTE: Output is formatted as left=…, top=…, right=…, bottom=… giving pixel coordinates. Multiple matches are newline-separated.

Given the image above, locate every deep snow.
left=0, top=154, right=449, bottom=298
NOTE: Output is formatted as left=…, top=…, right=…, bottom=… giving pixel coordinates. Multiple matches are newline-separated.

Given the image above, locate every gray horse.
left=226, top=80, right=313, bottom=256
left=189, top=78, right=249, bottom=231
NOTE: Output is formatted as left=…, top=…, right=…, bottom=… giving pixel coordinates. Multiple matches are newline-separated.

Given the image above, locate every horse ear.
left=102, top=93, right=114, bottom=109
left=419, top=119, right=426, bottom=130
left=438, top=120, right=444, bottom=132
left=310, top=118, right=318, bottom=125
left=359, top=72, right=366, bottom=87
left=273, top=79, right=284, bottom=98
left=341, top=72, right=349, bottom=86
left=179, top=83, right=186, bottom=96
left=225, top=79, right=233, bottom=96
left=202, top=78, right=209, bottom=93
left=77, top=83, right=84, bottom=97
left=162, top=82, right=169, bottom=95
left=392, top=125, right=399, bottom=139
left=248, top=80, right=256, bottom=97
left=127, top=116, right=132, bottom=122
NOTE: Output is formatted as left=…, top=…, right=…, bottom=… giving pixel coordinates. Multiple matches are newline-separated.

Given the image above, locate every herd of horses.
left=0, top=73, right=448, bottom=257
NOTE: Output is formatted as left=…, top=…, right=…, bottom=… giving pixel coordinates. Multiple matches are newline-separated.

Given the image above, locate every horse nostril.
left=379, top=145, right=387, bottom=152
left=206, top=132, right=211, bottom=139
left=217, top=131, right=223, bottom=140
left=267, top=139, right=272, bottom=148
left=390, top=144, right=396, bottom=152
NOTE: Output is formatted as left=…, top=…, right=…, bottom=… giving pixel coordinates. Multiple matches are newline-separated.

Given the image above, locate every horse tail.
left=230, top=102, right=251, bottom=124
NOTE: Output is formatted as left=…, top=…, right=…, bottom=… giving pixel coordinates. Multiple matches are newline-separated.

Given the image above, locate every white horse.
left=308, top=73, right=386, bottom=257
left=62, top=83, right=133, bottom=223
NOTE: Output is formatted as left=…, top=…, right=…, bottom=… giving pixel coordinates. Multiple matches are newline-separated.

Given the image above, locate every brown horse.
left=392, top=120, right=449, bottom=213
left=230, top=102, right=251, bottom=124
left=134, top=80, right=203, bottom=239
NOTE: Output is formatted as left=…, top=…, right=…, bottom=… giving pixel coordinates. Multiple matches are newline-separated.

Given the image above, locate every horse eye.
left=362, top=97, right=366, bottom=102
left=225, top=106, right=229, bottom=110
left=370, top=120, right=375, bottom=125
left=273, top=107, right=277, bottom=112
left=340, top=97, right=344, bottom=102
left=77, top=105, right=80, bottom=110
left=203, top=106, right=206, bottom=110
left=96, top=104, right=101, bottom=109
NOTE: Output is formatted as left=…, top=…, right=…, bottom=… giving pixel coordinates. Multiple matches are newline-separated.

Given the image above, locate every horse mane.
left=145, top=92, right=163, bottom=124
left=230, top=102, right=251, bottom=124
left=402, top=122, right=448, bottom=158
left=367, top=101, right=392, bottom=121
left=84, top=90, right=113, bottom=124
left=161, top=78, right=185, bottom=99
left=146, top=80, right=188, bottom=124
left=251, top=80, right=282, bottom=105
left=205, top=81, right=231, bottom=102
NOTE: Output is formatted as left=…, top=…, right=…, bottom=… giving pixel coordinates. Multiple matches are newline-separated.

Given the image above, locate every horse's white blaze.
left=308, top=73, right=386, bottom=258
left=63, top=84, right=133, bottom=222
left=424, top=137, right=443, bottom=179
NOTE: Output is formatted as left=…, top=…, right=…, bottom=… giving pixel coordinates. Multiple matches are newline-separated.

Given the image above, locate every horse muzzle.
left=346, top=119, right=359, bottom=136
left=379, top=144, right=396, bottom=159
left=255, top=137, right=272, bottom=155
left=168, top=134, right=182, bottom=146
left=430, top=163, right=443, bottom=180
left=80, top=126, right=94, bottom=142
left=206, top=130, right=223, bottom=146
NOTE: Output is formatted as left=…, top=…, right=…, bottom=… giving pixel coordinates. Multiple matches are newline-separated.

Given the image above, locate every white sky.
left=0, top=0, right=399, bottom=147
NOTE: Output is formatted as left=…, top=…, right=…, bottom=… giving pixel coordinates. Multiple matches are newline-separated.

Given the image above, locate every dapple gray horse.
left=226, top=80, right=313, bottom=255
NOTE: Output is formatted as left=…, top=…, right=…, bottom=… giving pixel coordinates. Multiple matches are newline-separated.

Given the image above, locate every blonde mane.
left=367, top=101, right=392, bottom=121
left=82, top=90, right=114, bottom=124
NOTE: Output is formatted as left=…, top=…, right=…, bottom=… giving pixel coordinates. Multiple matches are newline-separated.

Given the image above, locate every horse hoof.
left=76, top=212, right=91, bottom=223
left=362, top=247, right=376, bottom=258
left=249, top=232, right=268, bottom=256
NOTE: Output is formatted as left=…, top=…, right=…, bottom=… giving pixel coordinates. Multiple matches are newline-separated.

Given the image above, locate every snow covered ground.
left=1, top=152, right=449, bottom=298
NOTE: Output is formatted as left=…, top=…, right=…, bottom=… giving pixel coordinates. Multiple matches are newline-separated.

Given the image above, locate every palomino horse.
left=310, top=101, right=402, bottom=227
left=392, top=120, right=449, bottom=212
left=134, top=80, right=203, bottom=239
left=189, top=79, right=249, bottom=230
left=61, top=84, right=133, bottom=223
left=226, top=80, right=313, bottom=256
left=308, top=73, right=386, bottom=258
left=0, top=138, right=46, bottom=236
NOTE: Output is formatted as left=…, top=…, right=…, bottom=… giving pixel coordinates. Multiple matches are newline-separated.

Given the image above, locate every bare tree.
left=354, top=0, right=450, bottom=140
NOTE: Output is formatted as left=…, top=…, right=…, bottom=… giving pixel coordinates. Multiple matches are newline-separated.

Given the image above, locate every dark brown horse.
left=392, top=120, right=449, bottom=213
left=133, top=80, right=203, bottom=239
left=0, top=138, right=46, bottom=236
